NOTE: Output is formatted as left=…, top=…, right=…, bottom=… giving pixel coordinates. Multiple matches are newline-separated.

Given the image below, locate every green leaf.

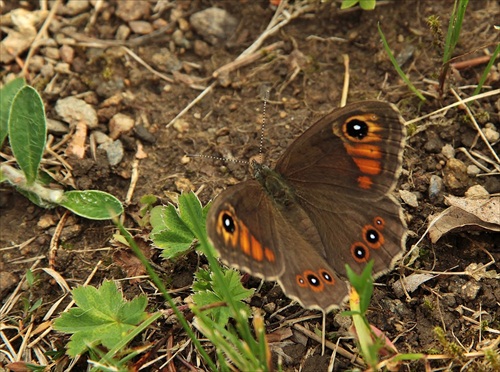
left=179, top=192, right=205, bottom=237
left=150, top=193, right=213, bottom=258
left=58, top=190, right=123, bottom=220
left=0, top=77, right=26, bottom=146
left=341, top=0, right=359, bottom=9
left=54, top=280, right=148, bottom=357
left=359, top=0, right=376, bottom=10
left=150, top=204, right=195, bottom=258
left=341, top=0, right=376, bottom=10
left=192, top=268, right=254, bottom=327
left=8, top=86, right=47, bottom=185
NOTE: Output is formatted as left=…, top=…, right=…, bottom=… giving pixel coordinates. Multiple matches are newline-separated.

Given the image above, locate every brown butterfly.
left=207, top=101, right=407, bottom=312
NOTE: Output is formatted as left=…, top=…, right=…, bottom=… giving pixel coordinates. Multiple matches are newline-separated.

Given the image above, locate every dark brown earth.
left=1, top=0, right=499, bottom=371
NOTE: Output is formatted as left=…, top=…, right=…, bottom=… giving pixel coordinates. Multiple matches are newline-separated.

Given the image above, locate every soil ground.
left=1, top=0, right=499, bottom=371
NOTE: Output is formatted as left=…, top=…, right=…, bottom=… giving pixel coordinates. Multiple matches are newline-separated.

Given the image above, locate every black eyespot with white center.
left=320, top=269, right=334, bottom=283
left=366, top=229, right=379, bottom=244
left=221, top=213, right=235, bottom=233
left=346, top=119, right=369, bottom=140
left=307, top=273, right=320, bottom=287
left=353, top=245, right=367, bottom=260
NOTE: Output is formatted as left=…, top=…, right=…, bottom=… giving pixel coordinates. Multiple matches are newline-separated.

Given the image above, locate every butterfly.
left=207, top=101, right=407, bottom=312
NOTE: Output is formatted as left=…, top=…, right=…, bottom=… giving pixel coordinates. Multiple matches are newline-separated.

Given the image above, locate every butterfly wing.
left=275, top=101, right=407, bottom=276
left=207, top=181, right=349, bottom=311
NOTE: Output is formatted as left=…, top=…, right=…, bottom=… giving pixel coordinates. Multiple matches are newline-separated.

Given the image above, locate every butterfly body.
left=207, top=101, right=407, bottom=312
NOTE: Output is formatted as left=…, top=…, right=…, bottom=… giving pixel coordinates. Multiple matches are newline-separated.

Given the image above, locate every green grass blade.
left=472, top=43, right=500, bottom=96
left=378, top=24, right=426, bottom=101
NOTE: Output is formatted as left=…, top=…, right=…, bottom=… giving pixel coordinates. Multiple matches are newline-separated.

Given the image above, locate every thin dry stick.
left=340, top=54, right=350, bottom=107
left=405, top=89, right=500, bottom=126
left=125, top=158, right=140, bottom=206
left=122, top=46, right=174, bottom=83
left=21, top=0, right=62, bottom=77
left=48, top=210, right=70, bottom=270
left=213, top=41, right=286, bottom=78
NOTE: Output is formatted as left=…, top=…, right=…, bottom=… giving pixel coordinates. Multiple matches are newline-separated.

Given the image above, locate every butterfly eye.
left=351, top=243, right=369, bottom=262
left=346, top=118, right=368, bottom=140
left=221, top=212, right=236, bottom=233
left=319, top=269, right=335, bottom=284
left=306, top=273, right=321, bottom=287
left=373, top=216, right=385, bottom=229
left=365, top=229, right=379, bottom=244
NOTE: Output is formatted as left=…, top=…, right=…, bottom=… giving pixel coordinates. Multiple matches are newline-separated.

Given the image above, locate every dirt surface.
left=1, top=0, right=499, bottom=371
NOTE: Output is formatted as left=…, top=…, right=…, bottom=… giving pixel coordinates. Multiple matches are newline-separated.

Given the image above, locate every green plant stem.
left=116, top=223, right=218, bottom=371
left=1, top=163, right=64, bottom=202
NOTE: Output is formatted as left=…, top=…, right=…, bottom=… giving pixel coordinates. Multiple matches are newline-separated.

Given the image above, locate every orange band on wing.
left=352, top=158, right=381, bottom=175
left=344, top=143, right=383, bottom=159
left=357, top=176, right=373, bottom=189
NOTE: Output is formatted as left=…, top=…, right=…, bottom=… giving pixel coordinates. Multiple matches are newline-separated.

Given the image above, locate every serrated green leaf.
left=150, top=204, right=196, bottom=258
left=151, top=204, right=192, bottom=238
left=192, top=268, right=253, bottom=327
left=54, top=281, right=148, bottom=357
left=8, top=86, right=46, bottom=185
left=0, top=77, right=26, bottom=146
left=58, top=190, right=123, bottom=220
left=153, top=229, right=194, bottom=259
left=179, top=192, right=205, bottom=238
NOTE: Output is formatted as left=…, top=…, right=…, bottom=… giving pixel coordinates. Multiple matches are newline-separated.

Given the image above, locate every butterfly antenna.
left=258, top=90, right=270, bottom=164
left=186, top=154, right=249, bottom=164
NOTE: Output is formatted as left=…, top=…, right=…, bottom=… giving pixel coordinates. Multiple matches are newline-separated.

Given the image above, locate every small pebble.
left=464, top=185, right=489, bottom=198
left=173, top=118, right=190, bottom=133
left=129, top=21, right=153, bottom=35
left=399, top=190, right=419, bottom=207
left=428, top=175, right=443, bottom=202
left=55, top=96, right=98, bottom=128
left=109, top=113, right=135, bottom=139
left=443, top=158, right=469, bottom=191
left=60, top=0, right=89, bottom=16
left=59, top=44, right=74, bottom=64
left=424, top=131, right=443, bottom=153
left=134, top=125, right=156, bottom=144
left=91, top=130, right=112, bottom=145
left=40, top=63, right=55, bottom=78
left=116, top=24, right=131, bottom=40
left=43, top=46, right=60, bottom=60
left=190, top=7, right=238, bottom=45
left=441, top=144, right=455, bottom=159
left=54, top=62, right=71, bottom=74
left=482, top=126, right=499, bottom=143
left=460, top=281, right=481, bottom=301
left=46, top=118, right=69, bottom=134
left=193, top=39, right=211, bottom=57
left=99, top=139, right=124, bottom=166
left=466, top=164, right=481, bottom=176
left=115, top=1, right=150, bottom=22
